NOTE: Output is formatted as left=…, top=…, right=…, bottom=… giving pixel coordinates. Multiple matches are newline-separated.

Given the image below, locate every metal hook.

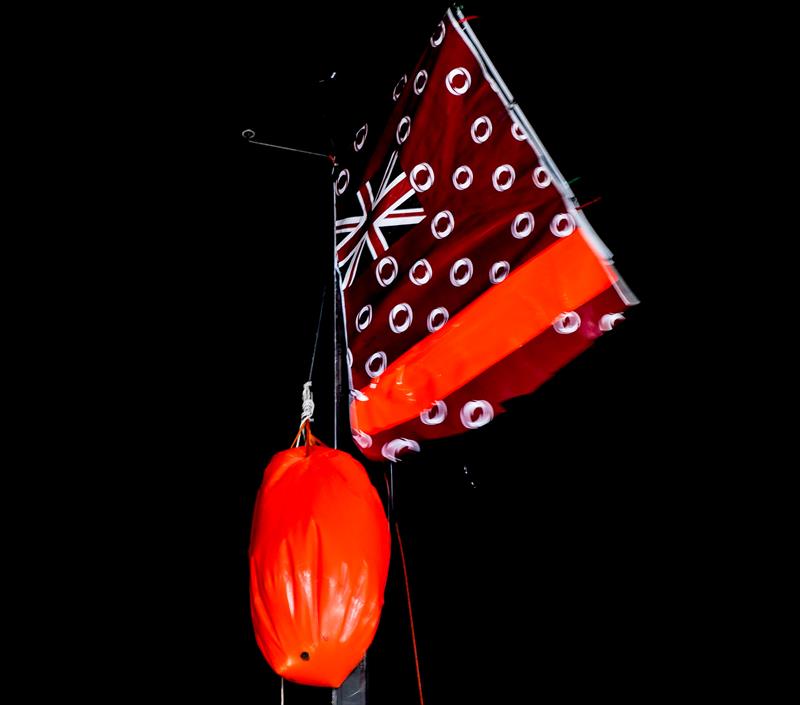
left=240, top=129, right=331, bottom=160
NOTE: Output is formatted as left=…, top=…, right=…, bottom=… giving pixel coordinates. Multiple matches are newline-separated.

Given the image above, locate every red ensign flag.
left=334, top=8, right=637, bottom=462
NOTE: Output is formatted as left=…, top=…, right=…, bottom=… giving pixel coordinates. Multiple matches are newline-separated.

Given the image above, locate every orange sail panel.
left=351, top=230, right=616, bottom=435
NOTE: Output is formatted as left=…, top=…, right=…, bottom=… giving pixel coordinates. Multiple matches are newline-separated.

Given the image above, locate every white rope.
left=300, top=381, right=315, bottom=425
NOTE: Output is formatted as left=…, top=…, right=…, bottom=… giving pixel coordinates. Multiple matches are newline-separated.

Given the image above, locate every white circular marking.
left=511, top=123, right=527, bottom=141
left=375, top=256, right=399, bottom=287
left=452, top=165, right=473, bottom=190
left=450, top=258, right=473, bottom=287
left=471, top=116, right=493, bottom=144
left=396, top=116, right=411, bottom=145
left=492, top=164, right=516, bottom=191
left=389, top=303, right=413, bottom=333
left=427, top=307, right=449, bottom=332
left=489, top=261, right=510, bottom=284
left=410, top=162, right=434, bottom=192
left=350, top=389, right=369, bottom=402
left=335, top=169, right=349, bottom=195
left=512, top=212, right=534, bottom=239
left=355, top=304, right=373, bottom=332
left=460, top=400, right=494, bottom=429
left=430, top=21, right=445, bottom=47
left=353, top=124, right=368, bottom=152
left=533, top=166, right=552, bottom=189
left=550, top=213, right=576, bottom=238
left=600, top=313, right=625, bottom=331
left=420, top=400, right=447, bottom=426
left=431, top=210, right=454, bottom=239
left=381, top=438, right=421, bottom=462
left=409, top=258, right=432, bottom=285
left=553, top=311, right=581, bottom=334
left=414, top=70, right=428, bottom=95
left=393, top=74, right=407, bottom=101
left=446, top=67, right=472, bottom=95
left=352, top=429, right=373, bottom=449
left=365, top=351, right=388, bottom=378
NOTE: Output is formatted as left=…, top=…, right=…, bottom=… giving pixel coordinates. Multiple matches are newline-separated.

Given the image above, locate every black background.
left=118, top=3, right=722, bottom=702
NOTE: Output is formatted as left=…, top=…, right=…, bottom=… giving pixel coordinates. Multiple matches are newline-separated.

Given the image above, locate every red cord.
left=395, top=521, right=425, bottom=705
left=576, top=195, right=603, bottom=210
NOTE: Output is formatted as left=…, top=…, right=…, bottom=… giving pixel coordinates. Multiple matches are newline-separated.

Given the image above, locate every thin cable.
left=332, top=178, right=340, bottom=450
left=383, top=463, right=394, bottom=522
left=295, top=285, right=327, bottom=443
left=281, top=677, right=284, bottom=705
left=308, top=285, right=328, bottom=381
left=242, top=130, right=331, bottom=160
left=395, top=521, right=425, bottom=705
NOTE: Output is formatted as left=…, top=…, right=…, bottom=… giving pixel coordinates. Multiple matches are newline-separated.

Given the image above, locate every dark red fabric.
left=334, top=10, right=635, bottom=461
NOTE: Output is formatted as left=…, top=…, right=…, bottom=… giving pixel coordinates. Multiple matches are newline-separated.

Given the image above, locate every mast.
left=332, top=179, right=341, bottom=451
left=332, top=148, right=369, bottom=705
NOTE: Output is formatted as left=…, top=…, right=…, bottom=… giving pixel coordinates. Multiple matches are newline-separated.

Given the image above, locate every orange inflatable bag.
left=249, top=420, right=390, bottom=687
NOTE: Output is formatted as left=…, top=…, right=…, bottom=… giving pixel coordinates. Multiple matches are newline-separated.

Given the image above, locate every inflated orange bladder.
left=249, top=429, right=390, bottom=687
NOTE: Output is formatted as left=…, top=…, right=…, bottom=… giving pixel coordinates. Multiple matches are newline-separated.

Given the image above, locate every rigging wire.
left=308, top=285, right=328, bottom=381
left=395, top=521, right=425, bottom=705
left=294, top=284, right=328, bottom=444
